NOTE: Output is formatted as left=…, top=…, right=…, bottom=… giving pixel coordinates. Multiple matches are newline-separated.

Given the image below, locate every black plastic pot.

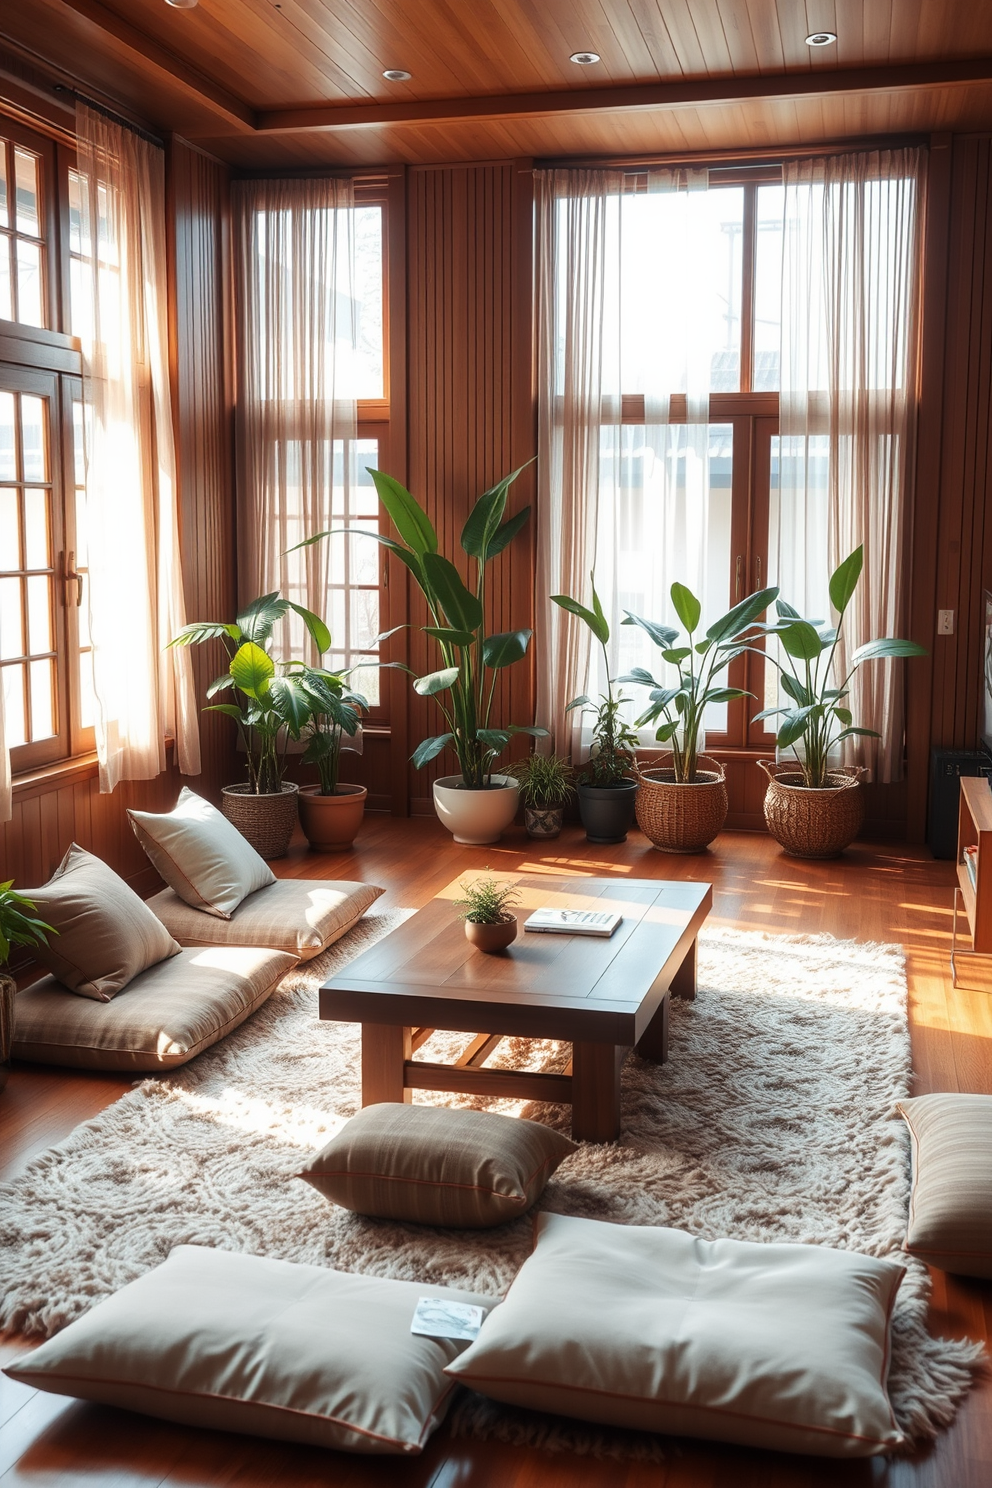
left=577, top=779, right=639, bottom=844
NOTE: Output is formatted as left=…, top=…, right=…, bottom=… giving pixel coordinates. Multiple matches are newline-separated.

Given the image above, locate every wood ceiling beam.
left=258, top=57, right=992, bottom=135
left=54, top=0, right=255, bottom=131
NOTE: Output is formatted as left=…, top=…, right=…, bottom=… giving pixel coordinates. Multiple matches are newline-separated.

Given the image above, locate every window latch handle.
left=735, top=554, right=742, bottom=601
left=63, top=550, right=84, bottom=608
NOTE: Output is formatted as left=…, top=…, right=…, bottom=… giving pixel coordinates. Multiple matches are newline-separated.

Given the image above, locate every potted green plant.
left=169, top=592, right=330, bottom=858
left=0, top=880, right=54, bottom=1091
left=618, top=582, right=779, bottom=852
left=453, top=874, right=521, bottom=953
left=290, top=662, right=370, bottom=852
left=751, top=546, right=927, bottom=858
left=508, top=753, right=576, bottom=839
left=293, top=465, right=547, bottom=845
left=551, top=577, right=641, bottom=844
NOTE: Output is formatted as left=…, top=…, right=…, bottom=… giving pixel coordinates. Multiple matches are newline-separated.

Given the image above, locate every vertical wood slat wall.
left=404, top=160, right=537, bottom=812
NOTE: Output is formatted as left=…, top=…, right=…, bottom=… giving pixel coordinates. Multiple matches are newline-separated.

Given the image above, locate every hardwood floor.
left=2, top=817, right=991, bottom=1487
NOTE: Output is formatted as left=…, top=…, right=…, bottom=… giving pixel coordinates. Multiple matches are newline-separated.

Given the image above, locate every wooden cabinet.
left=952, top=775, right=992, bottom=986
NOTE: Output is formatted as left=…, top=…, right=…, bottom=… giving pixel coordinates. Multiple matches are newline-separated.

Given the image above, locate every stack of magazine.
left=523, top=908, right=622, bottom=937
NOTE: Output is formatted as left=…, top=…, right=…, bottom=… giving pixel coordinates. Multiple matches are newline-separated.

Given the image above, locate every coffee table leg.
left=362, top=1023, right=412, bottom=1106
left=670, top=937, right=697, bottom=1001
left=571, top=1043, right=626, bottom=1143
left=635, top=992, right=669, bottom=1063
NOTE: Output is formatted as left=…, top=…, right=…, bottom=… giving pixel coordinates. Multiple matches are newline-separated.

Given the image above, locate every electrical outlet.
left=938, top=609, right=955, bottom=635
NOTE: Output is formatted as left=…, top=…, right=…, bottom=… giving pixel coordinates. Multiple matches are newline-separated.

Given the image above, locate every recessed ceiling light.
left=164, top=0, right=198, bottom=8
left=570, top=51, right=601, bottom=65
left=805, top=31, right=837, bottom=46
left=382, top=69, right=412, bottom=82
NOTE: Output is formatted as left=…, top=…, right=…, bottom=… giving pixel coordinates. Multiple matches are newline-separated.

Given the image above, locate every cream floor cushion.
left=446, top=1212, right=906, bottom=1459
left=148, top=878, right=383, bottom=961
left=12, top=946, right=296, bottom=1071
left=4, top=1246, right=495, bottom=1455
left=899, top=1093, right=992, bottom=1278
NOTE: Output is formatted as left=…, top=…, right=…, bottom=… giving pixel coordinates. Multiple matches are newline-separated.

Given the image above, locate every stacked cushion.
left=148, top=878, right=383, bottom=961
left=12, top=946, right=295, bottom=1071
left=4, top=1246, right=494, bottom=1454
left=899, top=1093, right=992, bottom=1278
left=299, top=1103, right=576, bottom=1228
left=20, top=844, right=180, bottom=1001
left=446, top=1212, right=906, bottom=1458
left=128, top=787, right=275, bottom=919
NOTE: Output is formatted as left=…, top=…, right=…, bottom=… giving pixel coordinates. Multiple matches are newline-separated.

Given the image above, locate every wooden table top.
left=320, top=874, right=713, bottom=1045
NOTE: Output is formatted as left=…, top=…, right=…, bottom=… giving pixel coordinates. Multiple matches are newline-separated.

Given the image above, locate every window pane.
left=16, top=238, right=43, bottom=327
left=0, top=241, right=10, bottom=322
left=78, top=649, right=95, bottom=729
left=23, top=488, right=49, bottom=568
left=20, top=394, right=46, bottom=481
left=0, top=146, right=7, bottom=229
left=0, top=575, right=23, bottom=657
left=68, top=168, right=87, bottom=257
left=0, top=391, right=14, bottom=479
left=29, top=656, right=54, bottom=740
left=351, top=205, right=383, bottom=398
left=763, top=432, right=832, bottom=716
left=0, top=487, right=18, bottom=564
left=27, top=573, right=51, bottom=653
left=2, top=663, right=25, bottom=746
left=14, top=149, right=40, bottom=237
left=754, top=185, right=784, bottom=391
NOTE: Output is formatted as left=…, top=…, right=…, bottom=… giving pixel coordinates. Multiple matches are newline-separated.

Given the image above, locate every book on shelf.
left=963, top=844, right=979, bottom=889
left=523, top=907, right=623, bottom=937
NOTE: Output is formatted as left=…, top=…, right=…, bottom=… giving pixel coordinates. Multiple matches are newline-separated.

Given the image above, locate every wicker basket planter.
left=221, top=782, right=299, bottom=859
left=634, top=755, right=728, bottom=854
left=758, top=760, right=866, bottom=859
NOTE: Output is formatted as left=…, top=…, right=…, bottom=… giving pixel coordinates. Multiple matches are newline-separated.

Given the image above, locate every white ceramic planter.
left=432, top=774, right=520, bottom=845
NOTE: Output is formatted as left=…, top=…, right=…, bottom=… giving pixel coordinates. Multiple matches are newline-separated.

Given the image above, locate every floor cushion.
left=445, top=1212, right=906, bottom=1458
left=147, top=878, right=383, bottom=961
left=898, top=1093, right=992, bottom=1278
left=128, top=787, right=275, bottom=919
left=11, top=946, right=296, bottom=1071
left=19, top=843, right=180, bottom=1002
left=4, top=1245, right=495, bottom=1455
left=299, top=1103, right=576, bottom=1228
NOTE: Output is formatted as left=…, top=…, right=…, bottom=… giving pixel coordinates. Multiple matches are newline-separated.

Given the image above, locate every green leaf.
left=564, top=694, right=591, bottom=713
left=591, top=576, right=609, bottom=638
left=486, top=506, right=530, bottom=560
left=777, top=711, right=815, bottom=748
left=476, top=728, right=511, bottom=753
left=706, top=587, right=778, bottom=645
left=670, top=582, right=701, bottom=633
left=267, top=676, right=311, bottom=735
left=412, top=733, right=454, bottom=767
left=780, top=672, right=811, bottom=705
left=833, top=706, right=853, bottom=726
left=552, top=594, right=609, bottom=645
left=206, top=673, right=234, bottom=699
left=203, top=702, right=245, bottom=721
left=413, top=666, right=459, bottom=697
left=287, top=602, right=331, bottom=656
left=835, top=726, right=881, bottom=742
left=229, top=642, right=274, bottom=698
left=828, top=547, right=864, bottom=616
left=661, top=647, right=691, bottom=665
left=776, top=599, right=801, bottom=620
left=460, top=467, right=532, bottom=562
left=422, top=553, right=484, bottom=633
left=506, top=725, right=550, bottom=738
left=655, top=721, right=679, bottom=742
left=850, top=637, right=928, bottom=664
left=167, top=620, right=241, bottom=649
left=622, top=611, right=680, bottom=649
left=778, top=620, right=825, bottom=660
left=423, top=626, right=476, bottom=647
left=482, top=629, right=532, bottom=669
left=237, top=593, right=289, bottom=646
left=702, top=687, right=750, bottom=704
left=648, top=686, right=683, bottom=709
left=616, top=667, right=661, bottom=689
left=751, top=705, right=790, bottom=722
left=369, top=469, right=438, bottom=556
left=695, top=637, right=713, bottom=654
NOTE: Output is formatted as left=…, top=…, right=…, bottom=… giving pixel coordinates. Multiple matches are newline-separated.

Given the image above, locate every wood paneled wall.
left=404, top=160, right=537, bottom=812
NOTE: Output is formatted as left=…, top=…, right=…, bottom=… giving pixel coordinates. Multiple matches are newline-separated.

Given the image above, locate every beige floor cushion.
left=898, top=1093, right=992, bottom=1278
left=147, top=877, right=383, bottom=961
left=446, top=1212, right=906, bottom=1458
left=299, top=1103, right=576, bottom=1228
left=12, top=946, right=296, bottom=1071
left=128, top=787, right=275, bottom=919
left=4, top=1245, right=495, bottom=1455
left=21, top=844, right=180, bottom=1002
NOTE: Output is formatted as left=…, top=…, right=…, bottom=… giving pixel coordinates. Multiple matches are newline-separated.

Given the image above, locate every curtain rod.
left=536, top=132, right=931, bottom=173
left=54, top=86, right=164, bottom=149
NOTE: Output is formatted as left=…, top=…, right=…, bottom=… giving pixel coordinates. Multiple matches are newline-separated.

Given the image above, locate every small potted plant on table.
left=551, top=577, right=640, bottom=845
left=454, top=874, right=520, bottom=953
left=0, top=880, right=54, bottom=1092
left=508, top=753, right=575, bottom=838
left=752, top=546, right=927, bottom=858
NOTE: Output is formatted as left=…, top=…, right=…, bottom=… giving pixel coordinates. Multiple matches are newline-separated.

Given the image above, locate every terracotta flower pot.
left=464, top=915, right=518, bottom=953
left=298, top=783, right=367, bottom=851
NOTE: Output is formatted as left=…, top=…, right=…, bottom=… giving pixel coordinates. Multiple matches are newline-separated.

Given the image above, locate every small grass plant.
left=508, top=753, right=575, bottom=809
left=453, top=875, right=520, bottom=925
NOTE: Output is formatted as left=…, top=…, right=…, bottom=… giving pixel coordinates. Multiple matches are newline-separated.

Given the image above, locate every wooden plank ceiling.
left=3, top=0, right=992, bottom=165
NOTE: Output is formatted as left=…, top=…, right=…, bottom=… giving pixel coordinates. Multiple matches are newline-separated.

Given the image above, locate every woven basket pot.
left=758, top=760, right=866, bottom=859
left=221, top=782, right=299, bottom=859
left=634, top=755, right=728, bottom=854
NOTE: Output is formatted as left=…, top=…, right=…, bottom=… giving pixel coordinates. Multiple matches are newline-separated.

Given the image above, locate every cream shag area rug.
left=0, top=912, right=984, bottom=1458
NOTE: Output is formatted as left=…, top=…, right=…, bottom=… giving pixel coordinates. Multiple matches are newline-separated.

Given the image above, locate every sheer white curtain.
left=74, top=103, right=200, bottom=794
left=233, top=177, right=358, bottom=661
left=772, top=148, right=924, bottom=781
left=535, top=168, right=724, bottom=758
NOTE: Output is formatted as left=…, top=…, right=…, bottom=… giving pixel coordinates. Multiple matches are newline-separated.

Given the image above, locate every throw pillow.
left=128, top=786, right=275, bottom=919
left=147, top=877, right=383, bottom=961
left=299, top=1103, right=576, bottom=1228
left=445, top=1212, right=906, bottom=1458
left=22, top=844, right=180, bottom=1002
left=4, top=1246, right=495, bottom=1455
left=898, top=1093, right=992, bottom=1278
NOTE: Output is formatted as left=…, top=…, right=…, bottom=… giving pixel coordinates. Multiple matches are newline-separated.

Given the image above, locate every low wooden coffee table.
left=320, top=874, right=712, bottom=1143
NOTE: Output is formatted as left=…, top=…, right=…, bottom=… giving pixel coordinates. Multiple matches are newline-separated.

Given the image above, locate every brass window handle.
left=63, top=550, right=84, bottom=607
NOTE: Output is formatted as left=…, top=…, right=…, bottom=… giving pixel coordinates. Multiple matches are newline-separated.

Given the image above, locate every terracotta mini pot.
left=298, top=783, right=367, bottom=851
left=464, top=915, right=518, bottom=953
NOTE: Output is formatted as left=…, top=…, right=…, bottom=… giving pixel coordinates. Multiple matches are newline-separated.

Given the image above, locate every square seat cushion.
left=20, top=843, right=180, bottom=1002
left=898, top=1093, right=992, bottom=1278
left=128, top=787, right=275, bottom=920
left=4, top=1246, right=496, bottom=1455
left=446, top=1213, right=906, bottom=1459
left=299, top=1103, right=576, bottom=1229
left=147, top=877, right=383, bottom=962
left=12, top=945, right=296, bottom=1071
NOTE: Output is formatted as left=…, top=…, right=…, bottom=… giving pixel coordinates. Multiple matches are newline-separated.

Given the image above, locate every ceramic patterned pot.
left=524, top=805, right=564, bottom=839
